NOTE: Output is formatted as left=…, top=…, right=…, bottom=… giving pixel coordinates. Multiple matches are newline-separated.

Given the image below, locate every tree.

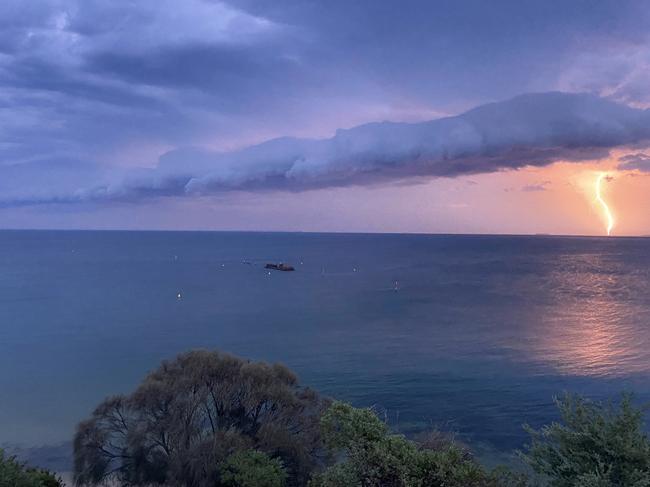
left=521, top=393, right=650, bottom=486
left=0, top=449, right=64, bottom=487
left=311, top=402, right=528, bottom=487
left=73, top=350, right=329, bottom=487
left=219, top=450, right=287, bottom=487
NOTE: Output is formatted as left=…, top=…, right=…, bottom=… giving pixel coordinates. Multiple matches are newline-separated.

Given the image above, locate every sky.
left=1, top=0, right=650, bottom=235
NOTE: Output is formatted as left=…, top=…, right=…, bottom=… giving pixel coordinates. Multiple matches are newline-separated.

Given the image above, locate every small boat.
left=265, top=263, right=295, bottom=272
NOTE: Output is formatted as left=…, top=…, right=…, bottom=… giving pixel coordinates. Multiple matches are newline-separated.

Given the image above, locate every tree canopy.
left=73, top=350, right=329, bottom=487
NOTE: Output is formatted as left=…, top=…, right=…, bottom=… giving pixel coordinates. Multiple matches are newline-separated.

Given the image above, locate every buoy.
left=177, top=292, right=182, bottom=300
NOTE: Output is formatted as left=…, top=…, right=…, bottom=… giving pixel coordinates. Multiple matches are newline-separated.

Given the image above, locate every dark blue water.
left=2, top=230, right=650, bottom=467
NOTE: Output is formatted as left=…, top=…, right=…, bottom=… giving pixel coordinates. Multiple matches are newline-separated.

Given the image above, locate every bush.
left=521, top=393, right=650, bottom=486
left=0, top=449, right=64, bottom=487
left=73, top=350, right=329, bottom=487
left=220, top=450, right=287, bottom=487
left=310, top=401, right=527, bottom=487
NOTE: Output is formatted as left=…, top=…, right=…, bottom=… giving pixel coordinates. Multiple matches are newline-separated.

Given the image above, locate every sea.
left=2, top=230, right=650, bottom=471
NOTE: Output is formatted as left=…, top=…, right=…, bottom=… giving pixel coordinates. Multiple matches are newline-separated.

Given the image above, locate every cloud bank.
left=2, top=91, right=649, bottom=206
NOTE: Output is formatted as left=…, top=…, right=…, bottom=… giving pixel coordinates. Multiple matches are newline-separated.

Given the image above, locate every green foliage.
left=219, top=450, right=287, bottom=487
left=311, top=401, right=526, bottom=487
left=486, top=466, right=534, bottom=487
left=0, top=449, right=64, bottom=487
left=314, top=401, right=416, bottom=485
left=521, top=393, right=650, bottom=486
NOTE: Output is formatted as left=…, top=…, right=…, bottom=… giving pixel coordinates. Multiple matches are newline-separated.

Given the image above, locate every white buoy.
left=177, top=292, right=182, bottom=300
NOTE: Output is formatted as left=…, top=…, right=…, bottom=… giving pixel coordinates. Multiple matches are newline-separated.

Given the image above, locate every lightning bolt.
left=595, top=173, right=614, bottom=236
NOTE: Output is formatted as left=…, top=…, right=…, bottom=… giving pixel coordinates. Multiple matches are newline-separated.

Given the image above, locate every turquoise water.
left=2, top=230, right=650, bottom=467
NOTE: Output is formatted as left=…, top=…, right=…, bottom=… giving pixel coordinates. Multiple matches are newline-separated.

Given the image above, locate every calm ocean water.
left=2, top=230, right=650, bottom=468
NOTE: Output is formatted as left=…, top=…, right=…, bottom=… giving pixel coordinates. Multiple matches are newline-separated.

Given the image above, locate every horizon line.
left=0, top=227, right=647, bottom=239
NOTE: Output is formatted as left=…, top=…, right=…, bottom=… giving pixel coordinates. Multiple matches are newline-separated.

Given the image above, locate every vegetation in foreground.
left=522, top=393, right=650, bottom=486
left=73, top=350, right=329, bottom=487
left=310, top=401, right=529, bottom=487
left=0, top=449, right=63, bottom=487
left=6, top=349, right=650, bottom=486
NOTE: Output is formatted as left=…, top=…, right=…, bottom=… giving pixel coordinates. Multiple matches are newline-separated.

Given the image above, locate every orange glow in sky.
left=383, top=153, right=647, bottom=236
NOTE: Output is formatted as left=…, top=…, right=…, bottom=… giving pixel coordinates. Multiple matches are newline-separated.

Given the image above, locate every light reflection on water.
left=524, top=252, right=650, bottom=377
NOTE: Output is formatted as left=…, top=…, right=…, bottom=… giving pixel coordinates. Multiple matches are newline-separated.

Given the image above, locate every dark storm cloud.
left=4, top=57, right=161, bottom=109
left=84, top=42, right=306, bottom=113
left=228, top=0, right=650, bottom=104
left=0, top=0, right=293, bottom=162
left=2, top=92, right=649, bottom=206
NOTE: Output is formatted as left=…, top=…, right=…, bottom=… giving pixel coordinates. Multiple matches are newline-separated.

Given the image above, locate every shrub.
left=311, top=401, right=527, bottom=487
left=521, top=393, right=650, bottom=486
left=219, top=450, right=287, bottom=487
left=0, top=449, right=64, bottom=487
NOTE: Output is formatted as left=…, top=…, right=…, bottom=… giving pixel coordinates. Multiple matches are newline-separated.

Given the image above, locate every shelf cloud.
left=2, top=91, right=649, bottom=206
